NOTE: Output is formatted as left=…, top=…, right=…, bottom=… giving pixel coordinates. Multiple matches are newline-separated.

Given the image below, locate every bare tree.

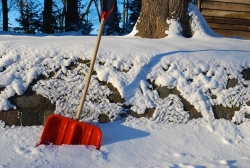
left=79, top=0, right=100, bottom=23
left=52, top=0, right=66, bottom=32
left=1, top=0, right=16, bottom=31
left=1, top=0, right=8, bottom=30
left=65, top=0, right=78, bottom=31
left=43, top=0, right=52, bottom=33
left=102, top=0, right=121, bottom=35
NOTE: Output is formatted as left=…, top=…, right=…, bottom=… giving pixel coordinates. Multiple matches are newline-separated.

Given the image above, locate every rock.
left=156, top=86, right=184, bottom=99
left=8, top=87, right=55, bottom=126
left=246, top=101, right=250, bottom=119
left=226, top=78, right=238, bottom=89
left=212, top=105, right=240, bottom=120
left=245, top=113, right=250, bottom=119
left=98, top=114, right=111, bottom=123
left=241, top=68, right=250, bottom=80
left=129, top=108, right=155, bottom=118
left=0, top=110, right=20, bottom=126
left=107, top=83, right=125, bottom=104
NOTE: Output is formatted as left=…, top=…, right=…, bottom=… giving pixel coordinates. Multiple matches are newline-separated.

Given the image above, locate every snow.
left=1, top=3, right=250, bottom=167
left=1, top=119, right=250, bottom=167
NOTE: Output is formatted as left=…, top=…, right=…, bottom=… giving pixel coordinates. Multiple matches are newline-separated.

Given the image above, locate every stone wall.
left=0, top=68, right=249, bottom=126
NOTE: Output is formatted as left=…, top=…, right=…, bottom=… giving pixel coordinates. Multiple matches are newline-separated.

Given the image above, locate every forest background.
left=0, top=0, right=139, bottom=35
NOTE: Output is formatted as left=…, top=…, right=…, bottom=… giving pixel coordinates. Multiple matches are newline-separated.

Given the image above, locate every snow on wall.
left=0, top=5, right=250, bottom=123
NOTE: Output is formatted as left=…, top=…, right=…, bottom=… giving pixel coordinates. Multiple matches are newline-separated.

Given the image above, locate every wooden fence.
left=197, top=0, right=250, bottom=39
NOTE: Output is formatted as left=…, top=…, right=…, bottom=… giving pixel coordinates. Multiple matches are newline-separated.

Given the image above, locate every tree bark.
left=43, top=0, right=52, bottom=33
left=104, top=0, right=116, bottom=27
left=102, top=0, right=120, bottom=35
left=65, top=0, right=79, bottom=31
left=135, top=0, right=192, bottom=38
left=1, top=0, right=8, bottom=31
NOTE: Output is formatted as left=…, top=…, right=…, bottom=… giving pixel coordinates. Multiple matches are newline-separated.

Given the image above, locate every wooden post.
left=197, top=0, right=201, bottom=11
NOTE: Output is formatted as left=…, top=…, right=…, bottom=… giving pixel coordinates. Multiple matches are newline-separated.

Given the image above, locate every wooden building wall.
left=198, top=0, right=250, bottom=39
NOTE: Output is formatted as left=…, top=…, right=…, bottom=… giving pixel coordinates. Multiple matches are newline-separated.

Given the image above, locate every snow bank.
left=1, top=33, right=250, bottom=123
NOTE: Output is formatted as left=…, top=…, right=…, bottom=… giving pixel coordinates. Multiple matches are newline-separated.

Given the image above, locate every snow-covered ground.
left=1, top=4, right=250, bottom=167
left=1, top=118, right=250, bottom=167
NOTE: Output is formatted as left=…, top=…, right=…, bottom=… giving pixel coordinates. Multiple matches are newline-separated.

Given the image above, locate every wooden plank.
left=197, top=0, right=201, bottom=11
left=201, top=9, right=250, bottom=19
left=204, top=16, right=250, bottom=26
left=201, top=0, right=250, bottom=39
left=208, top=22, right=250, bottom=31
left=203, top=0, right=250, bottom=5
left=212, top=28, right=250, bottom=39
left=202, top=1, right=250, bottom=12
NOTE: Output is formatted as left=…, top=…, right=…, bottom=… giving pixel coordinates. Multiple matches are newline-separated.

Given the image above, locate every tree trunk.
left=24, top=2, right=29, bottom=33
left=43, top=0, right=52, bottom=33
left=102, top=0, right=120, bottom=35
left=135, top=0, right=192, bottom=38
left=1, top=0, right=8, bottom=31
left=65, top=0, right=79, bottom=31
left=104, top=0, right=116, bottom=27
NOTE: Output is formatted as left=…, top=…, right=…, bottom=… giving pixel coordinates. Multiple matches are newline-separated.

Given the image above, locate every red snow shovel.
left=36, top=3, right=114, bottom=150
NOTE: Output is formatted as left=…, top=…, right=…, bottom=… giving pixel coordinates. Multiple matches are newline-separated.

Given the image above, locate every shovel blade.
left=37, top=114, right=102, bottom=149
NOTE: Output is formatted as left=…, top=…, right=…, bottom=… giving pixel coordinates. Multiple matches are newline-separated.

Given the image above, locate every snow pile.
left=1, top=27, right=250, bottom=124
left=165, top=19, right=183, bottom=37
left=188, top=3, right=220, bottom=37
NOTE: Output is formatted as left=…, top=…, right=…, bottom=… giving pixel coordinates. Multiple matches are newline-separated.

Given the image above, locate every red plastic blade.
left=37, top=114, right=102, bottom=149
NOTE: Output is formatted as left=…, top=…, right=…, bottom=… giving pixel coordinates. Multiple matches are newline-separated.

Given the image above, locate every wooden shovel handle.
left=76, top=18, right=105, bottom=120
